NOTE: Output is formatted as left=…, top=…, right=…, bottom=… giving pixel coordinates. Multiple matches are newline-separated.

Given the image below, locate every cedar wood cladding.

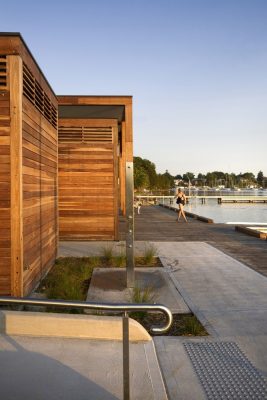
left=58, top=118, right=118, bottom=240
left=0, top=33, right=133, bottom=294
left=0, top=34, right=58, bottom=296
left=57, top=96, right=133, bottom=241
left=0, top=56, right=10, bottom=294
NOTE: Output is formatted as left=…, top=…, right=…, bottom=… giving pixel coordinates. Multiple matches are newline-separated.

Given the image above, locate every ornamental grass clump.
left=142, top=244, right=157, bottom=265
left=101, top=244, right=114, bottom=266
left=183, top=315, right=206, bottom=336
left=88, top=256, right=101, bottom=268
left=130, top=285, right=155, bottom=320
left=113, top=251, right=126, bottom=268
left=41, top=257, right=93, bottom=302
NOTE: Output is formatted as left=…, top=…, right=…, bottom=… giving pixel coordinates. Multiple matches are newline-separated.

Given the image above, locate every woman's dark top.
left=176, top=195, right=185, bottom=205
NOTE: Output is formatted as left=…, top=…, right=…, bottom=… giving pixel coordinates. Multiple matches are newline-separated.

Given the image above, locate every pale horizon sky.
left=2, top=0, right=267, bottom=177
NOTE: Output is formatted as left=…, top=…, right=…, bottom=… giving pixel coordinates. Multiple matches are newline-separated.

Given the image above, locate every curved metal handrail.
left=0, top=296, right=173, bottom=334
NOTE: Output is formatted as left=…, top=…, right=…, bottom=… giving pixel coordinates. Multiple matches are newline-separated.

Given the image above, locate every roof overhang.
left=58, top=104, right=125, bottom=123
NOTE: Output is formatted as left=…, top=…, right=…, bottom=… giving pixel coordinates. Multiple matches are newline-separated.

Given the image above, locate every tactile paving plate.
left=184, top=342, right=267, bottom=400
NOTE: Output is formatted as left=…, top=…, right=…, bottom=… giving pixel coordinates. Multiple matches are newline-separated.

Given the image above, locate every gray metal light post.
left=187, top=175, right=191, bottom=199
left=125, top=162, right=135, bottom=288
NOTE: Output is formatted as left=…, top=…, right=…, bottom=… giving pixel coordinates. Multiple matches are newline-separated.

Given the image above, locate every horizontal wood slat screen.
left=22, top=98, right=58, bottom=295
left=58, top=121, right=118, bottom=240
left=58, top=126, right=113, bottom=143
left=0, top=89, right=11, bottom=295
left=0, top=56, right=7, bottom=90
left=23, top=64, right=57, bottom=129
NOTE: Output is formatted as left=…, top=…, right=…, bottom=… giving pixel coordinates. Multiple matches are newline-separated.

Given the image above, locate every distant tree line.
left=134, top=157, right=267, bottom=190
left=178, top=170, right=266, bottom=189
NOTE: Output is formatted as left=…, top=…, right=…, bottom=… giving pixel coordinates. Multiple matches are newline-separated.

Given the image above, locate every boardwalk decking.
left=120, top=205, right=267, bottom=278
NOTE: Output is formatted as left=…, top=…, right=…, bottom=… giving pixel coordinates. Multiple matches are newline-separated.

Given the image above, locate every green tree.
left=134, top=157, right=157, bottom=189
left=206, top=172, right=216, bottom=187
left=257, top=171, right=264, bottom=187
left=182, top=172, right=195, bottom=182
left=134, top=167, right=149, bottom=189
left=157, top=170, right=175, bottom=189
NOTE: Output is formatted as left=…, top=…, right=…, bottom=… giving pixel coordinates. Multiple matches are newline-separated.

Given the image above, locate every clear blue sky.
left=2, top=0, right=267, bottom=177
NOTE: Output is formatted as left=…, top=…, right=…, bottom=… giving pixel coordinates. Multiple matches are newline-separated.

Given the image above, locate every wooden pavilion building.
left=0, top=33, right=58, bottom=296
left=58, top=96, right=133, bottom=241
left=0, top=33, right=133, bottom=296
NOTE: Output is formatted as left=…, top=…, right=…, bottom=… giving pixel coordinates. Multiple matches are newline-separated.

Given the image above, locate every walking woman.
left=176, top=188, right=187, bottom=222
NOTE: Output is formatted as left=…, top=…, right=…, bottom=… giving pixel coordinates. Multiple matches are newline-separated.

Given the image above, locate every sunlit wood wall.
left=58, top=118, right=118, bottom=240
left=0, top=35, right=58, bottom=296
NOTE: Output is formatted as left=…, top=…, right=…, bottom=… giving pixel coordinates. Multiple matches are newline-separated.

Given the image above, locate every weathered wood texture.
left=58, top=119, right=118, bottom=240
left=0, top=35, right=58, bottom=296
left=0, top=55, right=11, bottom=294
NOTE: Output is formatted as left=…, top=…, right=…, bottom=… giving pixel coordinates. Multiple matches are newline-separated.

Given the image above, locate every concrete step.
left=0, top=310, right=167, bottom=399
left=0, top=333, right=167, bottom=400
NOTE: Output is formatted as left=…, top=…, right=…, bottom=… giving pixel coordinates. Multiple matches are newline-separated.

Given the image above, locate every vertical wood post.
left=9, top=55, right=23, bottom=297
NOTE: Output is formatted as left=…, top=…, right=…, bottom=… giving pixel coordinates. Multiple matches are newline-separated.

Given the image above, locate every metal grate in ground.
left=184, top=342, right=267, bottom=400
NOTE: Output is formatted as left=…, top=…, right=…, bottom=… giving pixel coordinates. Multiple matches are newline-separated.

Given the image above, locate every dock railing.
left=0, top=296, right=173, bottom=400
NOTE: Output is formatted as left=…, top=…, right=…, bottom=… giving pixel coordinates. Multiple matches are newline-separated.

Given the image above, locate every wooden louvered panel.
left=23, top=64, right=58, bottom=129
left=58, top=126, right=113, bottom=143
left=0, top=56, right=7, bottom=90
left=58, top=118, right=118, bottom=240
left=22, top=97, right=58, bottom=295
left=0, top=90, right=10, bottom=295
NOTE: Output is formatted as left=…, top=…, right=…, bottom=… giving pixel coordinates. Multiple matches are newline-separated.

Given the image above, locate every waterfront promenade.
left=120, top=205, right=267, bottom=278
left=2, top=204, right=266, bottom=399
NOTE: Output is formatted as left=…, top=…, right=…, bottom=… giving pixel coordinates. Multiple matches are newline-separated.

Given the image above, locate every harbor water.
left=161, top=190, right=267, bottom=224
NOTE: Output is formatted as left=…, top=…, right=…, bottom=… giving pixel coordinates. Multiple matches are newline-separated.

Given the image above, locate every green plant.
left=130, top=285, right=155, bottom=320
left=143, top=244, right=157, bottom=265
left=113, top=251, right=126, bottom=268
left=183, top=315, right=206, bottom=336
left=40, top=257, right=93, bottom=303
left=89, top=256, right=101, bottom=268
left=132, top=285, right=155, bottom=303
left=101, top=244, right=114, bottom=265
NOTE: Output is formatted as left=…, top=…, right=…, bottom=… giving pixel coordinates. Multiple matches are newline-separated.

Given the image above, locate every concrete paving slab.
left=153, top=242, right=267, bottom=373
left=155, top=242, right=267, bottom=326
left=86, top=267, right=189, bottom=314
left=53, top=239, right=267, bottom=398
left=154, top=336, right=267, bottom=400
left=202, top=309, right=267, bottom=337
left=0, top=334, right=167, bottom=400
left=154, top=336, right=207, bottom=400
left=59, top=241, right=147, bottom=257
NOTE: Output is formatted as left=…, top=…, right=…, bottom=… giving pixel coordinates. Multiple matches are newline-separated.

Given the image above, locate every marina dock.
left=135, top=195, right=267, bottom=204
